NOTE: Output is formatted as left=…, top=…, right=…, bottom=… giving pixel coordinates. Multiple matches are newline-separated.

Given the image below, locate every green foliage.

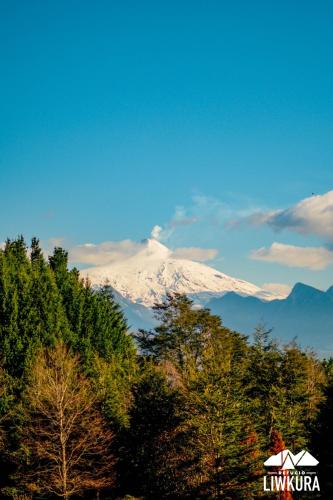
left=92, top=352, right=138, bottom=429
left=133, top=294, right=327, bottom=498
left=0, top=238, right=68, bottom=375
left=247, top=326, right=325, bottom=451
left=134, top=294, right=263, bottom=498
left=0, top=238, right=330, bottom=498
left=0, top=237, right=137, bottom=496
left=0, top=238, right=136, bottom=377
left=312, top=358, right=333, bottom=496
left=120, top=361, right=186, bottom=499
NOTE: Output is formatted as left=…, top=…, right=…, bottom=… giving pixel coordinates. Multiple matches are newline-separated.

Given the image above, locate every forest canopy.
left=0, top=237, right=332, bottom=499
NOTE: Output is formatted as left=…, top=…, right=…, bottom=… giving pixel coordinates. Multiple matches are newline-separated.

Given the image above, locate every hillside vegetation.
left=0, top=237, right=332, bottom=499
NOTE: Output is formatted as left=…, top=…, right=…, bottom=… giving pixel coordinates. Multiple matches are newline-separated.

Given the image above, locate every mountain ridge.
left=207, top=283, right=333, bottom=355
left=80, top=238, right=278, bottom=307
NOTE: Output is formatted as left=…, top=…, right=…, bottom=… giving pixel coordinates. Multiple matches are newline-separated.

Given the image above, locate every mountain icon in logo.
left=264, top=450, right=318, bottom=470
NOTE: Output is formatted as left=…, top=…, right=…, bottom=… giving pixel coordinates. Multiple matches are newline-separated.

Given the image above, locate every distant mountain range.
left=80, top=239, right=333, bottom=355
left=115, top=282, right=333, bottom=356
left=207, top=283, right=333, bottom=356
left=110, top=288, right=155, bottom=331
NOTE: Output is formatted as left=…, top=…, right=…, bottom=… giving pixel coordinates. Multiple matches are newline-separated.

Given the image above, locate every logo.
left=264, top=449, right=318, bottom=469
left=263, top=449, right=320, bottom=493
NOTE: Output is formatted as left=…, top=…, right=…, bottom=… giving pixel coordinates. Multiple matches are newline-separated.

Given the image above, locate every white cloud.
left=247, top=190, right=333, bottom=241
left=69, top=238, right=219, bottom=266
left=70, top=240, right=145, bottom=265
left=172, top=247, right=218, bottom=262
left=251, top=242, right=333, bottom=270
left=170, top=206, right=198, bottom=227
left=150, top=195, right=265, bottom=244
left=261, top=282, right=292, bottom=298
left=151, top=207, right=199, bottom=242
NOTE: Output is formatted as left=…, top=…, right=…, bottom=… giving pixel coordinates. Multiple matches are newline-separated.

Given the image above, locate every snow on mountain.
left=80, top=238, right=276, bottom=307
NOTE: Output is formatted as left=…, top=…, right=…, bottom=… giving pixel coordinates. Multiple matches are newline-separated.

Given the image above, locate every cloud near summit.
left=172, top=247, right=218, bottom=262
left=69, top=236, right=218, bottom=266
left=150, top=207, right=199, bottom=242
left=69, top=240, right=145, bottom=266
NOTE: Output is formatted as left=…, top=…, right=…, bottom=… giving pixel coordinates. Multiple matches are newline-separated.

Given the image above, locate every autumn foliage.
left=0, top=238, right=331, bottom=498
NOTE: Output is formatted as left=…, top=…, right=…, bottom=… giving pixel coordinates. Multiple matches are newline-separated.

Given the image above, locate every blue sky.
left=1, top=1, right=333, bottom=293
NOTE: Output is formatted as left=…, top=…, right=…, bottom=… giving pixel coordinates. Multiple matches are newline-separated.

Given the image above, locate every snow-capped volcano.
left=80, top=238, right=275, bottom=307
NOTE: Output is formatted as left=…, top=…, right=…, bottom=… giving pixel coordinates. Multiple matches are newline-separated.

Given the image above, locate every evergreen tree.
left=136, top=294, right=263, bottom=498
left=246, top=325, right=282, bottom=443
left=276, top=344, right=325, bottom=450
left=0, top=237, right=138, bottom=496
left=247, top=328, right=325, bottom=453
left=0, top=236, right=329, bottom=498
left=120, top=362, right=186, bottom=499
left=181, top=318, right=262, bottom=498
left=0, top=237, right=69, bottom=375
left=312, top=358, right=333, bottom=496
left=0, top=237, right=30, bottom=374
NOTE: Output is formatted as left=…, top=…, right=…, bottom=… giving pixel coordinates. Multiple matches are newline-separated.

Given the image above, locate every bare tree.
left=19, top=343, right=115, bottom=498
